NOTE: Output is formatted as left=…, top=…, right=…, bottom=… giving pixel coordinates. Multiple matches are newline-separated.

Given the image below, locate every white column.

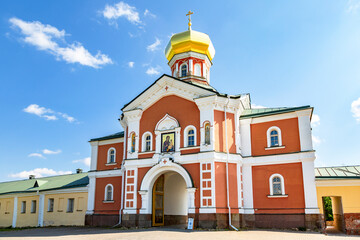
left=187, top=188, right=196, bottom=214
left=138, top=190, right=149, bottom=214
left=90, top=142, right=99, bottom=171
left=189, top=59, right=193, bottom=75
left=237, top=163, right=243, bottom=209
left=242, top=163, right=254, bottom=214
left=239, top=119, right=252, bottom=156
left=12, top=196, right=18, bottom=228
left=86, top=175, right=96, bottom=215
left=297, top=109, right=313, bottom=151
left=302, top=159, right=320, bottom=214
left=38, top=194, right=45, bottom=227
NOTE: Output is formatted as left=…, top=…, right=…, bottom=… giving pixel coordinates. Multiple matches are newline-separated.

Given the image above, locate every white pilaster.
left=195, top=96, right=215, bottom=152
left=38, top=194, right=45, bottom=226
left=296, top=109, right=313, bottom=151
left=123, top=109, right=143, bottom=159
left=187, top=187, right=196, bottom=214
left=242, top=164, right=254, bottom=214
left=86, top=176, right=96, bottom=215
left=302, top=159, right=320, bottom=214
left=239, top=119, right=252, bottom=156
left=12, top=196, right=18, bottom=228
left=138, top=190, right=149, bottom=214
left=90, top=141, right=98, bottom=171
left=189, top=59, right=193, bottom=74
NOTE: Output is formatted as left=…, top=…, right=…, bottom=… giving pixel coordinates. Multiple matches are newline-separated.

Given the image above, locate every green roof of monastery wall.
left=315, top=166, right=360, bottom=179
left=0, top=172, right=89, bottom=196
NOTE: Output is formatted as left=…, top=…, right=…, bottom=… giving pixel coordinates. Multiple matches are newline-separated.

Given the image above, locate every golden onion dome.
left=165, top=29, right=215, bottom=62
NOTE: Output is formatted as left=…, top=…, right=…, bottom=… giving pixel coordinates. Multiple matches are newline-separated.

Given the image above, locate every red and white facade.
left=85, top=27, right=322, bottom=229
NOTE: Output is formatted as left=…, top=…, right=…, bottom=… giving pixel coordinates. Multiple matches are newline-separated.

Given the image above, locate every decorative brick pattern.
left=201, top=163, right=213, bottom=207
left=125, top=169, right=136, bottom=208
left=345, top=213, right=360, bottom=235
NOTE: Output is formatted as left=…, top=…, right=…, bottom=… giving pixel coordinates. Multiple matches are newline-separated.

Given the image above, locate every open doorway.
left=322, top=196, right=345, bottom=233
left=151, top=172, right=188, bottom=228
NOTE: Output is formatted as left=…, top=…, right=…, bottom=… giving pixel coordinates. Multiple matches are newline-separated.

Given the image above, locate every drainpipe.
left=113, top=127, right=127, bottom=227
left=224, top=96, right=239, bottom=231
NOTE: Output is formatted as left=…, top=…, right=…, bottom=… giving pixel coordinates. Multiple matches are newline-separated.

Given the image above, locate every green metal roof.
left=315, top=166, right=360, bottom=179
left=240, top=105, right=312, bottom=119
left=0, top=172, right=89, bottom=196
left=90, top=131, right=124, bottom=142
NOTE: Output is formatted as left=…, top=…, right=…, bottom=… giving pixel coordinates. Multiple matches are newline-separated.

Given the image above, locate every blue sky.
left=1, top=0, right=360, bottom=182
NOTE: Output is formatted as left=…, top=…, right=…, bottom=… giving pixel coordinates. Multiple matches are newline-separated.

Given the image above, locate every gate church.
left=85, top=14, right=322, bottom=229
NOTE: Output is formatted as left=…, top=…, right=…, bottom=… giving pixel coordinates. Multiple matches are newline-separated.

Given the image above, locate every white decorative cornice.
left=123, top=108, right=143, bottom=122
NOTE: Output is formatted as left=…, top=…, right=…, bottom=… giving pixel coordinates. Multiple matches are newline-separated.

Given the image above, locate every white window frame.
left=184, top=125, right=197, bottom=147
left=21, top=201, right=26, bottom=213
left=104, top=184, right=114, bottom=202
left=67, top=198, right=74, bottom=212
left=31, top=200, right=36, bottom=213
left=180, top=63, right=188, bottom=77
left=269, top=173, right=286, bottom=196
left=48, top=198, right=54, bottom=212
left=194, top=63, right=201, bottom=76
left=266, top=126, right=283, bottom=148
left=107, top=147, right=116, bottom=164
left=141, top=131, right=153, bottom=152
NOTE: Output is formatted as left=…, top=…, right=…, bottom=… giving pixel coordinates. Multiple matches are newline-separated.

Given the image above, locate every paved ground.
left=0, top=227, right=357, bottom=240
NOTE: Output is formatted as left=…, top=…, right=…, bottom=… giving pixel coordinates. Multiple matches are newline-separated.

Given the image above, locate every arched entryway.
left=139, top=159, right=196, bottom=227
left=152, top=172, right=188, bottom=226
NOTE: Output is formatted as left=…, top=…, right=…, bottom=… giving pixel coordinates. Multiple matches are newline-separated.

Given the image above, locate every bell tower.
left=164, top=11, right=215, bottom=85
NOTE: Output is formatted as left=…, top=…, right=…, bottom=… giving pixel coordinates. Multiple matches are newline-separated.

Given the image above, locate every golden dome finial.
left=186, top=10, right=194, bottom=30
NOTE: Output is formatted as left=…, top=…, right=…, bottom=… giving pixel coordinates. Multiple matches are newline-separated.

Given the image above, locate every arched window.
left=270, top=130, right=279, bottom=147
left=188, top=129, right=195, bottom=146
left=269, top=174, right=286, bottom=196
left=184, top=125, right=197, bottom=147
left=204, top=123, right=211, bottom=145
left=181, top=64, right=187, bottom=77
left=105, top=184, right=113, bottom=201
left=145, top=135, right=151, bottom=151
left=266, top=126, right=283, bottom=148
left=107, top=148, right=116, bottom=163
left=194, top=64, right=201, bottom=76
left=131, top=133, right=136, bottom=153
left=272, top=177, right=282, bottom=195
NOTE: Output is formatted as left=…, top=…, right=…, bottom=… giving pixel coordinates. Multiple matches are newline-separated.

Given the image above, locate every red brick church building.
left=85, top=17, right=322, bottom=229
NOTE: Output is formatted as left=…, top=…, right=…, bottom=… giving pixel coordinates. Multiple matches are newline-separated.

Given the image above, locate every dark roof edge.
left=240, top=105, right=312, bottom=119
left=315, top=176, right=360, bottom=180
left=90, top=131, right=124, bottom=142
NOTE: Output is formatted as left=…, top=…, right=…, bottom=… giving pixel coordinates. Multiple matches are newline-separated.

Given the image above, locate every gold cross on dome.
left=186, top=10, right=194, bottom=30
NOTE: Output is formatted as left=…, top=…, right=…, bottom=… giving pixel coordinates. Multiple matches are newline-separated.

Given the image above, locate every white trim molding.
left=266, top=126, right=282, bottom=148
left=107, top=147, right=116, bottom=164
left=183, top=125, right=197, bottom=148
left=141, top=131, right=153, bottom=152
left=104, top=184, right=114, bottom=201
left=269, top=173, right=286, bottom=196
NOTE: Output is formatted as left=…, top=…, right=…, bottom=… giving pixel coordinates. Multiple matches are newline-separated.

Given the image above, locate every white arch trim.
left=183, top=125, right=197, bottom=147
left=139, top=161, right=195, bottom=214
left=266, top=126, right=282, bottom=148
left=155, top=114, right=179, bottom=131
left=269, top=173, right=285, bottom=196
left=107, top=147, right=116, bottom=163
left=141, top=131, right=153, bottom=152
left=104, top=184, right=114, bottom=201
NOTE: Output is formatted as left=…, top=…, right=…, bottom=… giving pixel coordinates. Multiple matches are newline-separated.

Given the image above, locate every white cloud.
left=72, top=157, right=91, bottom=167
left=23, top=104, right=77, bottom=123
left=351, top=97, right=360, bottom=123
left=128, top=61, right=135, bottom=68
left=9, top=168, right=72, bottom=179
left=311, top=114, right=320, bottom=128
left=147, top=38, right=161, bottom=52
left=102, top=1, right=141, bottom=24
left=9, top=17, right=112, bottom=68
left=312, top=135, right=321, bottom=145
left=146, top=66, right=160, bottom=75
left=43, top=149, right=61, bottom=155
left=28, top=153, right=45, bottom=159
left=144, top=9, right=156, bottom=18
left=347, top=0, right=360, bottom=13
left=251, top=104, right=266, bottom=109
